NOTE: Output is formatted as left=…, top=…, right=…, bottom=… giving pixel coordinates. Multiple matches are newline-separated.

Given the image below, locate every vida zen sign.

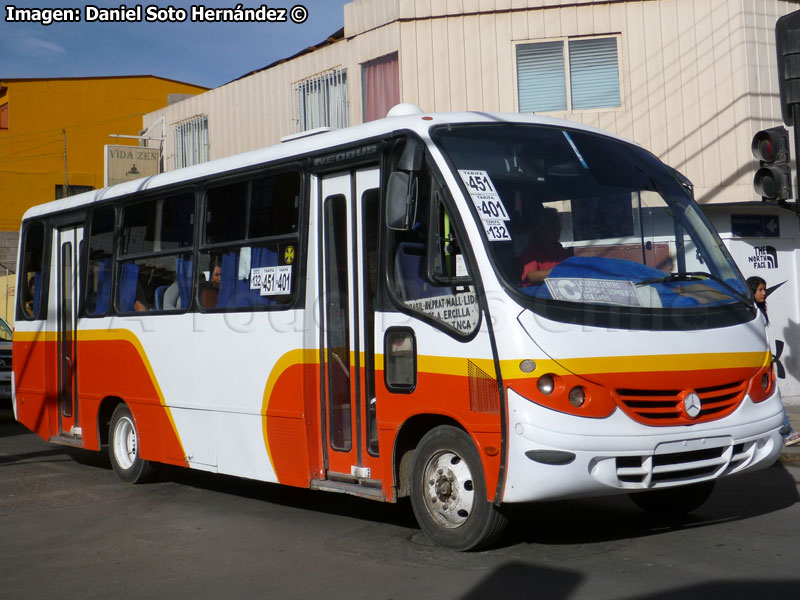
left=105, top=145, right=159, bottom=186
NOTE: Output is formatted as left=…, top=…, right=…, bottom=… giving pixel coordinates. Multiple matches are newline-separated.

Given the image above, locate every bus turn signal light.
left=747, top=365, right=775, bottom=403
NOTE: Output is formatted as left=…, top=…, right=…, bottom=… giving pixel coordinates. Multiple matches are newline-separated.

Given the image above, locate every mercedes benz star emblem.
left=684, top=392, right=702, bottom=419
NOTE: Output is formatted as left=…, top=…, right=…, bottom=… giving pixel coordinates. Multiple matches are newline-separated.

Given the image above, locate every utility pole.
left=62, top=128, right=70, bottom=198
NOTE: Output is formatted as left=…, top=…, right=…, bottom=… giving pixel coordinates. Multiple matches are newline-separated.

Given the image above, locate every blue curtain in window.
left=569, top=38, right=620, bottom=110
left=238, top=246, right=278, bottom=308
left=119, top=262, right=139, bottom=312
left=516, top=41, right=566, bottom=113
left=176, top=255, right=193, bottom=308
left=91, top=257, right=112, bottom=315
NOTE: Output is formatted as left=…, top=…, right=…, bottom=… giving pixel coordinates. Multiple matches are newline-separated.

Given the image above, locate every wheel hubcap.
left=423, top=450, right=475, bottom=528
left=113, top=416, right=137, bottom=470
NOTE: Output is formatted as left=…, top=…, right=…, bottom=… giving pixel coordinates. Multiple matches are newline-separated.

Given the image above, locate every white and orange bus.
left=12, top=106, right=785, bottom=550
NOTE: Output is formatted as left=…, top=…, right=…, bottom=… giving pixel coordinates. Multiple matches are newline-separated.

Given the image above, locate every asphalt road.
left=1, top=406, right=799, bottom=600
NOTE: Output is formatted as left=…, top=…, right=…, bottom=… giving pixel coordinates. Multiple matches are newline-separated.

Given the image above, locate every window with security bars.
left=293, top=68, right=349, bottom=132
left=173, top=115, right=209, bottom=169
left=516, top=36, right=621, bottom=113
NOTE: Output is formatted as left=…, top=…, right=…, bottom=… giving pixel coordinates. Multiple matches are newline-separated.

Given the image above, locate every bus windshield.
left=432, top=123, right=751, bottom=325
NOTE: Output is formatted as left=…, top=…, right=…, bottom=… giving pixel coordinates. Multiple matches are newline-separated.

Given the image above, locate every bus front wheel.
left=410, top=426, right=508, bottom=551
left=109, top=404, right=157, bottom=484
left=629, top=480, right=715, bottom=515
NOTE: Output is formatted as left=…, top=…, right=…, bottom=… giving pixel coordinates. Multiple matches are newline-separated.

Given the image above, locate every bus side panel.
left=13, top=333, right=58, bottom=442
left=76, top=336, right=186, bottom=464
left=263, top=354, right=319, bottom=488
left=374, top=360, right=503, bottom=502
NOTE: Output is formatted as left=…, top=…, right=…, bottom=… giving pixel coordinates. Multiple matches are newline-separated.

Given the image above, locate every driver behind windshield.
left=521, top=207, right=573, bottom=285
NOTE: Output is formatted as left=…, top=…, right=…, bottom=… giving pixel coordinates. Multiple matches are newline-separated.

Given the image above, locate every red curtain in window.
left=363, top=53, right=399, bottom=122
left=0, top=103, right=8, bottom=130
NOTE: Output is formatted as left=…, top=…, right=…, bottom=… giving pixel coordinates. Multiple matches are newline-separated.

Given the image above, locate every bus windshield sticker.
left=404, top=291, right=480, bottom=334
left=251, top=265, right=292, bottom=296
left=546, top=278, right=641, bottom=306
left=457, top=170, right=512, bottom=241
left=471, top=193, right=510, bottom=222
left=239, top=246, right=252, bottom=278
left=481, top=218, right=511, bottom=242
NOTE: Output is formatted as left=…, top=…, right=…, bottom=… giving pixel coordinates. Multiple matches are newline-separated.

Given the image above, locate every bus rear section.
left=12, top=109, right=786, bottom=551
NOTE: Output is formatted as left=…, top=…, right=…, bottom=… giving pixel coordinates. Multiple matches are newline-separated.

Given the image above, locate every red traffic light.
left=752, top=127, right=789, bottom=162
left=752, top=126, right=792, bottom=201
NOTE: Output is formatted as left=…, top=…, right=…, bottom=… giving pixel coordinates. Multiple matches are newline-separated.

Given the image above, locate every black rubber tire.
left=108, top=404, right=157, bottom=484
left=410, top=425, right=508, bottom=550
left=629, top=480, right=715, bottom=515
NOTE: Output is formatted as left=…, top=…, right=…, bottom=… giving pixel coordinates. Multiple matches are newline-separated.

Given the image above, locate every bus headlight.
left=537, top=374, right=555, bottom=395
left=509, top=373, right=615, bottom=418
left=569, top=386, right=586, bottom=407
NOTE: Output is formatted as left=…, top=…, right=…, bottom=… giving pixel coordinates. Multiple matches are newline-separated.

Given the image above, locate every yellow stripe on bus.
left=499, top=351, right=770, bottom=379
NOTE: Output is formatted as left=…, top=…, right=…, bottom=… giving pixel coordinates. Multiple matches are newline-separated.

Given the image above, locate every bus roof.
left=21, top=108, right=634, bottom=221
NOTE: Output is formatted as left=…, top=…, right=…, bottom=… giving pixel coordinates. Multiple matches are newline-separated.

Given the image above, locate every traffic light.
left=752, top=126, right=793, bottom=201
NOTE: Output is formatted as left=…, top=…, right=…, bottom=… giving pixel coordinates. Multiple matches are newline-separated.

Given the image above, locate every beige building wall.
left=0, top=273, right=15, bottom=326
left=143, top=0, right=800, bottom=206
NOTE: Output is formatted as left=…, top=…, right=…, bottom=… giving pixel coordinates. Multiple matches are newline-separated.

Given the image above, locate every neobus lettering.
left=312, top=144, right=378, bottom=167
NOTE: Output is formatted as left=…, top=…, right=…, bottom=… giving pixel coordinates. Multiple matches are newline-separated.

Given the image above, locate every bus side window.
left=200, top=170, right=301, bottom=310
left=387, top=152, right=480, bottom=337
left=85, top=206, right=114, bottom=316
left=18, top=220, right=46, bottom=320
left=116, top=192, right=194, bottom=314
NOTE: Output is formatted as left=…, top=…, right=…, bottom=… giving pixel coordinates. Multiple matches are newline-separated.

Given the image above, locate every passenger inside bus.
left=23, top=273, right=40, bottom=317
left=521, top=207, right=573, bottom=285
left=200, top=257, right=222, bottom=308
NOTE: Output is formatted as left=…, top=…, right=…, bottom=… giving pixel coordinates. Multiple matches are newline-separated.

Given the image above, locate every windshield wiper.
left=635, top=272, right=751, bottom=304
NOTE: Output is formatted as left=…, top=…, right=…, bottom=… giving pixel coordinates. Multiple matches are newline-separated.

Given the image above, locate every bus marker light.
left=484, top=446, right=499, bottom=456
left=519, top=359, right=536, bottom=373
left=569, top=386, right=586, bottom=407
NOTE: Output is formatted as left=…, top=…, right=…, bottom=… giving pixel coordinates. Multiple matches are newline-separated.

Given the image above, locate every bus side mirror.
left=386, top=138, right=424, bottom=231
left=386, top=171, right=418, bottom=231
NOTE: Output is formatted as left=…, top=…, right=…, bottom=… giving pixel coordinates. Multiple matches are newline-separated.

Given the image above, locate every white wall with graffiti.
left=704, top=205, right=800, bottom=405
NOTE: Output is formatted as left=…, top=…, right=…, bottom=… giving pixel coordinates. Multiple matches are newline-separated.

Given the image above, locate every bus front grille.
left=614, top=442, right=753, bottom=488
left=615, top=380, right=746, bottom=426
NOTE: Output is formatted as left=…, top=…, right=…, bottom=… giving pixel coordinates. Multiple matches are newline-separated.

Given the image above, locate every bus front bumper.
left=501, top=388, right=784, bottom=503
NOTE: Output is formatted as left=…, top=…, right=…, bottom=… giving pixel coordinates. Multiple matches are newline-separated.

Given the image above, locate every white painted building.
left=142, top=0, right=800, bottom=402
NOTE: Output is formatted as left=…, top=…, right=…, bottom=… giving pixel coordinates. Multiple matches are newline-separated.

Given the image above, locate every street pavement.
left=781, top=406, right=800, bottom=465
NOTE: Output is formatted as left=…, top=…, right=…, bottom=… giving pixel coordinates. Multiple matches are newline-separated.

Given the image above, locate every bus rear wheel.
left=109, top=404, right=157, bottom=484
left=410, top=426, right=508, bottom=551
left=629, top=480, right=715, bottom=515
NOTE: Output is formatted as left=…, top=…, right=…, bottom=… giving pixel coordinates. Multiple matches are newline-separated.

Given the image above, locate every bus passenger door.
left=54, top=226, right=83, bottom=443
left=319, top=168, right=382, bottom=493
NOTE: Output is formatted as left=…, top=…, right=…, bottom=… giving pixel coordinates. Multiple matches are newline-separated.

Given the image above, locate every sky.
left=1, top=0, right=352, bottom=89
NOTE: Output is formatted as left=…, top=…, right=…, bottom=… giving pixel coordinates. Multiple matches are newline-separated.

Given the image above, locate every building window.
left=173, top=115, right=209, bottom=169
left=55, top=185, right=94, bottom=199
left=362, top=53, right=399, bottom=122
left=293, top=68, right=349, bottom=132
left=516, top=36, right=621, bottom=113
left=0, top=103, right=7, bottom=130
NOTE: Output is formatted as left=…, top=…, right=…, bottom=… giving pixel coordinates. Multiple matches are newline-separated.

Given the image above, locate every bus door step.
left=49, top=434, right=85, bottom=448
left=310, top=474, right=383, bottom=500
